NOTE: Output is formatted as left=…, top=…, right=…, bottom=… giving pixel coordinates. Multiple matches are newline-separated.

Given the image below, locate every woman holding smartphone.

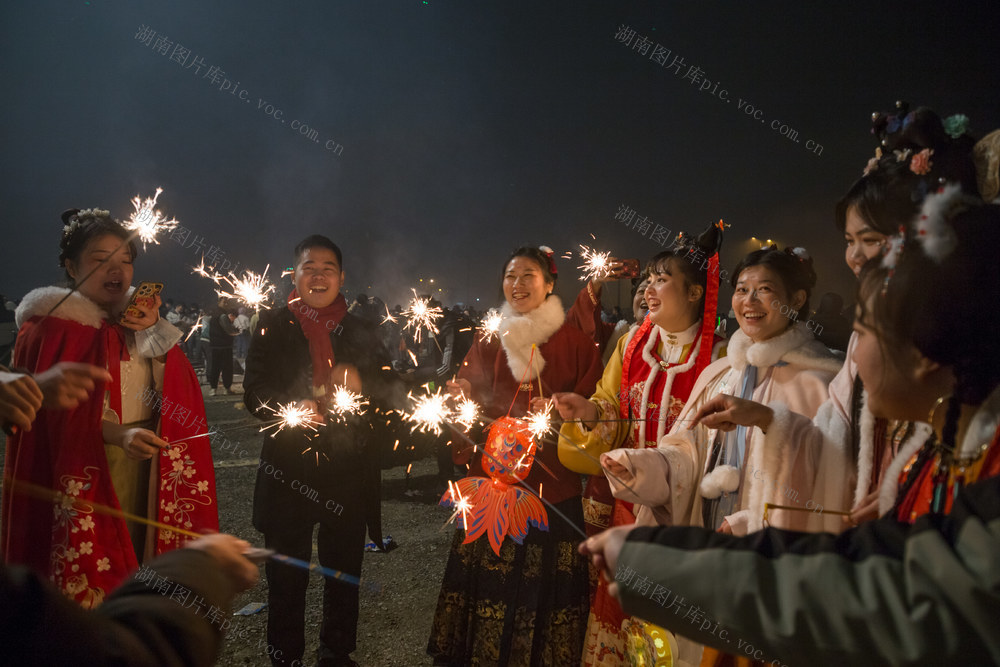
left=2, top=208, right=217, bottom=608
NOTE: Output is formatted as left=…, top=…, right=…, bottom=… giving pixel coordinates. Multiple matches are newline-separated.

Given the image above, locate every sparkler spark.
left=257, top=401, right=321, bottom=436
left=203, top=265, right=276, bottom=312
left=124, top=188, right=180, bottom=249
left=401, top=289, right=443, bottom=343
left=328, top=385, right=368, bottom=421
left=577, top=244, right=613, bottom=282
left=451, top=397, right=480, bottom=431
left=478, top=308, right=503, bottom=343
left=445, top=480, right=474, bottom=528
left=381, top=304, right=397, bottom=325
left=404, top=388, right=451, bottom=435
left=524, top=403, right=554, bottom=442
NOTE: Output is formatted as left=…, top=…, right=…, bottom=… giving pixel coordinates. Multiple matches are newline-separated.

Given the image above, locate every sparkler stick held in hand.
left=8, top=478, right=369, bottom=588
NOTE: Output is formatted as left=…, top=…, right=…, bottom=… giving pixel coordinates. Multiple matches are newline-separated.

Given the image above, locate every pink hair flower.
left=910, top=148, right=934, bottom=175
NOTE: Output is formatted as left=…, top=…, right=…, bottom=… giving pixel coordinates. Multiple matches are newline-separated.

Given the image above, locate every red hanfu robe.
left=1, top=288, right=217, bottom=608
left=577, top=317, right=723, bottom=666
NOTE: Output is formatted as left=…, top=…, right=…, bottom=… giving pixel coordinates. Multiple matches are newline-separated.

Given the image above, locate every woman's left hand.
left=120, top=293, right=161, bottom=331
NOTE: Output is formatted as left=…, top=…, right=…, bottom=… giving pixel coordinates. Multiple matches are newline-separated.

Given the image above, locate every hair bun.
left=61, top=209, right=80, bottom=226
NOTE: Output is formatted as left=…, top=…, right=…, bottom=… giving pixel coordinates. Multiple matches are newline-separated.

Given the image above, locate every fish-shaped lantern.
left=440, top=416, right=549, bottom=555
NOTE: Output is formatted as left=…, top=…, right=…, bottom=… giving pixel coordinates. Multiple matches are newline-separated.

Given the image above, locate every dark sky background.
left=2, top=1, right=998, bottom=314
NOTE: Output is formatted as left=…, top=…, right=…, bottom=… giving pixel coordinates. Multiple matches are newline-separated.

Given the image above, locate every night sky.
left=2, top=1, right=998, bottom=312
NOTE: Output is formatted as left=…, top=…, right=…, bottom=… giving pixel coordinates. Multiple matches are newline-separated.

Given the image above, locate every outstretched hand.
left=35, top=362, right=111, bottom=410
left=689, top=394, right=773, bottom=433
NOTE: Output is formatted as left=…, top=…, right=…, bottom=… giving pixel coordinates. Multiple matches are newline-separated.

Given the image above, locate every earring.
left=928, top=395, right=951, bottom=428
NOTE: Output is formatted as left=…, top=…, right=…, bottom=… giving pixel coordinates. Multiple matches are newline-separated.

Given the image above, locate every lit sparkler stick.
left=191, top=256, right=219, bottom=281
left=8, top=478, right=368, bottom=587
left=123, top=187, right=180, bottom=249
left=256, top=400, right=322, bottom=436
left=183, top=319, right=202, bottom=342
left=328, top=385, right=368, bottom=422
left=478, top=308, right=503, bottom=343
left=451, top=396, right=480, bottom=431
left=401, top=289, right=443, bottom=343
left=524, top=402, right=554, bottom=442
left=381, top=304, right=397, bottom=325
left=577, top=244, right=613, bottom=282
left=442, top=479, right=474, bottom=530
left=404, top=387, right=451, bottom=435
left=213, top=265, right=276, bottom=312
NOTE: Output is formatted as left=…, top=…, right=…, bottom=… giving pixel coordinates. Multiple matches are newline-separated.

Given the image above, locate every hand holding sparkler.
left=186, top=533, right=261, bottom=593
left=548, top=392, right=599, bottom=428
left=104, top=422, right=171, bottom=461
left=445, top=378, right=472, bottom=398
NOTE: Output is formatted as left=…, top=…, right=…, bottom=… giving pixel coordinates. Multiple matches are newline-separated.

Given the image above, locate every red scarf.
left=287, top=289, right=347, bottom=395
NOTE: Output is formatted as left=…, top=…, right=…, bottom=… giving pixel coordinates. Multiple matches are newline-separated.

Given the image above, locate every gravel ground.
left=1, top=379, right=458, bottom=667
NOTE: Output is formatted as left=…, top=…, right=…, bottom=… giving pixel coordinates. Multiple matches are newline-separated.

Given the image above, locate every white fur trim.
left=745, top=402, right=791, bottom=532
left=961, top=384, right=1000, bottom=458
left=878, top=423, right=933, bottom=515
left=854, top=389, right=877, bottom=506
left=638, top=322, right=702, bottom=445
left=728, top=322, right=843, bottom=374
left=498, top=295, right=565, bottom=381
left=15, top=286, right=106, bottom=329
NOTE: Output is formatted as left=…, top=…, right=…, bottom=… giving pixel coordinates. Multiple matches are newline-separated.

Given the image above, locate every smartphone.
left=120, top=281, right=164, bottom=323
left=619, top=259, right=640, bottom=279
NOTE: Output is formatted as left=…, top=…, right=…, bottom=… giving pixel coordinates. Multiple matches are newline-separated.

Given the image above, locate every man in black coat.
left=245, top=235, right=402, bottom=667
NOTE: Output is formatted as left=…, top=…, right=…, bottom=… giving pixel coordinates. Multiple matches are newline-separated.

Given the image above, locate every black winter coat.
left=244, top=306, right=404, bottom=540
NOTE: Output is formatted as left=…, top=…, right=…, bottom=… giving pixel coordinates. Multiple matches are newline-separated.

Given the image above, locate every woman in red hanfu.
left=554, top=223, right=726, bottom=666
left=2, top=208, right=217, bottom=608
left=426, top=246, right=604, bottom=666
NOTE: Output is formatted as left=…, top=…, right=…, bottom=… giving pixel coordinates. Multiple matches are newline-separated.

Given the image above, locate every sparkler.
left=381, top=304, right=397, bottom=325
left=451, top=396, right=480, bottom=431
left=401, top=289, right=443, bottom=343
left=123, top=187, right=180, bottom=249
left=524, top=403, right=554, bottom=442
left=328, top=384, right=369, bottom=422
left=478, top=308, right=504, bottom=343
left=256, top=400, right=322, bottom=436
left=443, top=479, right=474, bottom=529
left=213, top=265, right=276, bottom=312
left=404, top=387, right=451, bottom=435
left=577, top=244, right=613, bottom=282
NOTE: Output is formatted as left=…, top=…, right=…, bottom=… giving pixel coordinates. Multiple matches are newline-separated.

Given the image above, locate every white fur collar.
left=498, top=295, right=565, bottom=381
left=727, top=322, right=843, bottom=374
left=16, top=286, right=107, bottom=329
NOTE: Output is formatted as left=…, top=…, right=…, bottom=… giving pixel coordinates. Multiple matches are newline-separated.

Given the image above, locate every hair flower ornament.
left=914, top=183, right=968, bottom=262
left=910, top=148, right=934, bottom=176
left=943, top=114, right=970, bottom=139
left=894, top=148, right=912, bottom=163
